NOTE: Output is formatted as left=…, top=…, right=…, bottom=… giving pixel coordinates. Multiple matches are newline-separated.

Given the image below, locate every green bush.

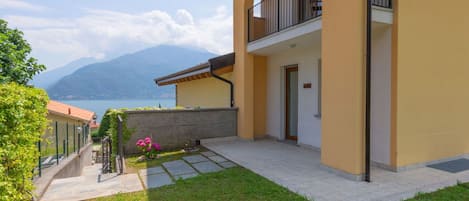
left=97, top=109, right=111, bottom=138
left=0, top=83, right=49, bottom=201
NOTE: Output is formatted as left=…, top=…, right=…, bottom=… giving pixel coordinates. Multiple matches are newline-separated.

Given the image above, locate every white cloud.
left=4, top=6, right=233, bottom=69
left=0, top=0, right=46, bottom=11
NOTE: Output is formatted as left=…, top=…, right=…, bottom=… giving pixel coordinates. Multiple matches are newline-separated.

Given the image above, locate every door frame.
left=285, top=65, right=298, bottom=141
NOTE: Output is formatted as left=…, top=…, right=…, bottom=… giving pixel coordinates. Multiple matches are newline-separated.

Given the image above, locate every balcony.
left=248, top=0, right=392, bottom=43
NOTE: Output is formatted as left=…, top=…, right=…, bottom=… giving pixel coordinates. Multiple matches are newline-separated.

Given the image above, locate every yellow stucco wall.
left=234, top=0, right=255, bottom=140
left=321, top=0, right=366, bottom=175
left=176, top=73, right=232, bottom=108
left=392, top=0, right=469, bottom=167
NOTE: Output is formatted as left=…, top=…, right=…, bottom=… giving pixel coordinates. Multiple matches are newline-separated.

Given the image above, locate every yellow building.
left=155, top=0, right=469, bottom=180
left=45, top=100, right=96, bottom=155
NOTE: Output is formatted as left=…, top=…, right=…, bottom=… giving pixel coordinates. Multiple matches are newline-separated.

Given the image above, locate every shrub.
left=0, top=83, right=49, bottom=201
left=136, top=137, right=161, bottom=159
left=97, top=109, right=111, bottom=138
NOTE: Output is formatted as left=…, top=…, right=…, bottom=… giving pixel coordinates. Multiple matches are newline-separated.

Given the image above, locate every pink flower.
left=136, top=139, right=144, bottom=147
left=144, top=137, right=152, bottom=144
left=152, top=143, right=161, bottom=151
left=146, top=146, right=152, bottom=151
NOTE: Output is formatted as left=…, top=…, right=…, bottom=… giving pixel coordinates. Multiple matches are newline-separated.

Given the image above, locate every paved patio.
left=202, top=137, right=469, bottom=201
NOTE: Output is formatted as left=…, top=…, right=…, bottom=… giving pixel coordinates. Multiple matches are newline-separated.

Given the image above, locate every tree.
left=0, top=19, right=46, bottom=85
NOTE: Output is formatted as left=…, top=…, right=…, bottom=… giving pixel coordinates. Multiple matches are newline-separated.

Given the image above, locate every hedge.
left=0, top=83, right=49, bottom=201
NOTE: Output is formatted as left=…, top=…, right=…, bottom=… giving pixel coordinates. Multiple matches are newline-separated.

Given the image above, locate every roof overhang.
left=155, top=53, right=235, bottom=86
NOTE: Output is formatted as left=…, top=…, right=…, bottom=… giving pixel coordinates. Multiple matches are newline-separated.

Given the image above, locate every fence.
left=35, top=121, right=90, bottom=177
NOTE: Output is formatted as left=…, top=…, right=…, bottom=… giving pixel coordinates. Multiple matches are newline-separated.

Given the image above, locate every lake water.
left=61, top=99, right=175, bottom=122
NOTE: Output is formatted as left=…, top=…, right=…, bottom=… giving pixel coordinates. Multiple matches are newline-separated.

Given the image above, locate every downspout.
left=209, top=63, right=234, bottom=108
left=365, top=0, right=372, bottom=182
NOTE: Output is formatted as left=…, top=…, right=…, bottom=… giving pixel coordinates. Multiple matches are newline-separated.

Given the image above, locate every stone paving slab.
left=163, top=160, right=197, bottom=176
left=192, top=161, right=223, bottom=173
left=219, top=161, right=237, bottom=169
left=141, top=173, right=173, bottom=189
left=209, top=155, right=228, bottom=163
left=183, top=155, right=209, bottom=164
left=139, top=166, right=165, bottom=176
left=173, top=172, right=199, bottom=180
left=201, top=151, right=217, bottom=157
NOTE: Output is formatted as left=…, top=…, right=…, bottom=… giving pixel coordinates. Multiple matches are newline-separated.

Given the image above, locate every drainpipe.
left=209, top=63, right=234, bottom=108
left=365, top=0, right=372, bottom=182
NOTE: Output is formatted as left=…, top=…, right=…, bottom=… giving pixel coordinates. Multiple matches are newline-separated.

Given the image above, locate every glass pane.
left=288, top=70, right=298, bottom=136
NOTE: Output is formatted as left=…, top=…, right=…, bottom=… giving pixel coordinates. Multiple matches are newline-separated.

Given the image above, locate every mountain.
left=47, top=45, right=217, bottom=100
left=31, top=57, right=98, bottom=89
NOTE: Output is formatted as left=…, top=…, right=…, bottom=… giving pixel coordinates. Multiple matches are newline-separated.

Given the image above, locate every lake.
left=61, top=99, right=175, bottom=122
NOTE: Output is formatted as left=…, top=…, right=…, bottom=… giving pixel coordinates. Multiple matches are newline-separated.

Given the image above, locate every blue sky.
left=0, top=0, right=233, bottom=70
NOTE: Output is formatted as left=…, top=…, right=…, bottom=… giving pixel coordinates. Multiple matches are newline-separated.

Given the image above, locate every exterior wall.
left=234, top=0, right=256, bottom=140
left=391, top=0, right=469, bottom=168
left=321, top=0, right=366, bottom=176
left=266, top=45, right=322, bottom=148
left=124, top=108, right=238, bottom=154
left=371, top=24, right=392, bottom=166
left=176, top=73, right=232, bottom=108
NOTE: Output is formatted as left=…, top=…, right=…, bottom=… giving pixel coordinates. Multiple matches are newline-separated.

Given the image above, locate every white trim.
left=372, top=7, right=393, bottom=24
left=247, top=17, right=322, bottom=53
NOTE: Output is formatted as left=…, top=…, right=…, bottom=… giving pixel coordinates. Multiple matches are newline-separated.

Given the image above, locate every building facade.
left=156, top=0, right=469, bottom=179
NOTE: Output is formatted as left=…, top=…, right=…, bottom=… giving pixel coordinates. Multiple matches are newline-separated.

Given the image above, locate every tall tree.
left=0, top=19, right=46, bottom=85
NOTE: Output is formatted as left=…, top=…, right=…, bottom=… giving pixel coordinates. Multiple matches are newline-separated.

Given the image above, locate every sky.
left=0, top=0, right=233, bottom=71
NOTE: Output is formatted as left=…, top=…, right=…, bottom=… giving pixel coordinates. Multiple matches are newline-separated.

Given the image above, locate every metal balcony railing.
left=248, top=0, right=392, bottom=42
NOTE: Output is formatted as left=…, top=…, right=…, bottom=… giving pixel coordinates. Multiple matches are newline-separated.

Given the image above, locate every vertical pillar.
left=321, top=0, right=367, bottom=177
left=233, top=0, right=255, bottom=139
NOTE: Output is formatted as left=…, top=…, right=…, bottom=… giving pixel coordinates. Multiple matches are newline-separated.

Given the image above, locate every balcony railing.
left=248, top=0, right=392, bottom=42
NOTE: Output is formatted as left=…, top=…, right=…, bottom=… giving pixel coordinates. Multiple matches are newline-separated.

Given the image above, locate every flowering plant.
left=136, top=137, right=161, bottom=159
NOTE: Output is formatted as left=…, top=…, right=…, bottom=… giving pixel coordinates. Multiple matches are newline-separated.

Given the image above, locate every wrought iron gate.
left=101, top=136, right=112, bottom=174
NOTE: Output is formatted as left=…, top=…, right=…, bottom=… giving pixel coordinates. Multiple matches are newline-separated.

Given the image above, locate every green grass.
left=406, top=183, right=469, bottom=201
left=125, top=147, right=208, bottom=173
left=90, top=167, right=308, bottom=201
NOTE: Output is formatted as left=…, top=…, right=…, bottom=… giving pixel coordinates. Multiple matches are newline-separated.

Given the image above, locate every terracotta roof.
left=90, top=121, right=100, bottom=129
left=47, top=100, right=95, bottom=122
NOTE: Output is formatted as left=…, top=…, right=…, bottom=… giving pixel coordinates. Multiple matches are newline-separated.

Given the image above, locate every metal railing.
left=372, top=0, right=393, bottom=9
left=248, top=0, right=322, bottom=42
left=248, top=0, right=392, bottom=42
left=35, top=122, right=89, bottom=178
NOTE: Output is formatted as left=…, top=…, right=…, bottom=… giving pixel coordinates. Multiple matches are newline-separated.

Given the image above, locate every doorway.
left=285, top=66, right=298, bottom=141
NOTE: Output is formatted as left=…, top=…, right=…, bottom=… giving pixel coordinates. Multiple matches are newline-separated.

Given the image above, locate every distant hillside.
left=31, top=57, right=98, bottom=89
left=47, top=45, right=217, bottom=100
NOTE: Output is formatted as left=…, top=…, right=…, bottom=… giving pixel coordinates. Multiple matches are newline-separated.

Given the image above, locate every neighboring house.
left=46, top=100, right=96, bottom=146
left=155, top=53, right=235, bottom=108
left=155, top=0, right=469, bottom=180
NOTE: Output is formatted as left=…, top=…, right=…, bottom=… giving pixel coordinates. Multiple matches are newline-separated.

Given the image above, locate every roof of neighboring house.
left=155, top=53, right=235, bottom=86
left=90, top=121, right=100, bottom=129
left=47, top=100, right=96, bottom=122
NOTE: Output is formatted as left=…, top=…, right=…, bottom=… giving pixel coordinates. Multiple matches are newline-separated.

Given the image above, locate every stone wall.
left=124, top=108, right=237, bottom=155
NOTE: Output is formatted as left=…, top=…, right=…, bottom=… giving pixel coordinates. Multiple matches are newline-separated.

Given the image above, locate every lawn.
left=90, top=167, right=308, bottom=201
left=406, top=183, right=469, bottom=201
left=124, top=147, right=208, bottom=173
left=91, top=147, right=308, bottom=201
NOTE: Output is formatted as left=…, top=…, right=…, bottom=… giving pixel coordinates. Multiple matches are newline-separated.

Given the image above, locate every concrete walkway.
left=40, top=164, right=143, bottom=201
left=202, top=137, right=469, bottom=201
